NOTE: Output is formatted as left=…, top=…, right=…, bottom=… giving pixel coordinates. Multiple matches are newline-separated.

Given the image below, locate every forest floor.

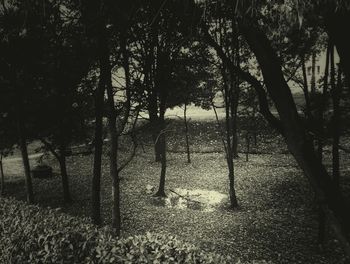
left=2, top=120, right=350, bottom=264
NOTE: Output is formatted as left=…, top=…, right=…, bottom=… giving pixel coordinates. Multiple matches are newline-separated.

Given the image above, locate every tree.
left=0, top=0, right=46, bottom=204
left=0, top=114, right=16, bottom=196
left=200, top=0, right=350, bottom=254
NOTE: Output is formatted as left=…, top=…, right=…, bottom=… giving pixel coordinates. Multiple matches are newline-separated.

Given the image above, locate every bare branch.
left=203, top=28, right=284, bottom=135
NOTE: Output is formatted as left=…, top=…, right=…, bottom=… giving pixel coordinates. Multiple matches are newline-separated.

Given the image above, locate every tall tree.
left=201, top=0, right=350, bottom=253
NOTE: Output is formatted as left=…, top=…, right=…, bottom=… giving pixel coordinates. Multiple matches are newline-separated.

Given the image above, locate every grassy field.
left=2, top=120, right=350, bottom=263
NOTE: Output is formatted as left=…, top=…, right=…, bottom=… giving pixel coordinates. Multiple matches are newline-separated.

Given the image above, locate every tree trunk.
left=155, top=131, right=167, bottom=197
left=317, top=43, right=331, bottom=163
left=106, top=84, right=121, bottom=235
left=91, top=60, right=105, bottom=226
left=152, top=132, right=162, bottom=162
left=99, top=25, right=121, bottom=235
left=239, top=21, right=350, bottom=251
left=245, top=133, right=250, bottom=162
left=301, top=54, right=311, bottom=119
left=332, top=65, right=342, bottom=189
left=58, top=154, right=71, bottom=203
left=252, top=105, right=258, bottom=147
left=42, top=139, right=72, bottom=204
left=206, top=21, right=350, bottom=250
left=91, top=29, right=106, bottom=225
left=0, top=154, right=4, bottom=196
left=17, top=117, right=34, bottom=204
left=325, top=10, right=350, bottom=86
left=149, top=108, right=161, bottom=162
left=108, top=108, right=120, bottom=235
left=226, top=126, right=238, bottom=208
left=231, top=101, right=239, bottom=158
left=224, top=72, right=238, bottom=208
left=311, top=52, right=316, bottom=94
left=184, top=104, right=191, bottom=163
left=231, top=31, right=240, bottom=158
left=149, top=93, right=161, bottom=162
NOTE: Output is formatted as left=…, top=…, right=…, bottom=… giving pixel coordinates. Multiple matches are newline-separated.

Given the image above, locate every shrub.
left=0, top=197, right=232, bottom=263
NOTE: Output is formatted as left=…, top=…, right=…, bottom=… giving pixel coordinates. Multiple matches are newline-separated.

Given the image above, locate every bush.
left=0, top=197, right=232, bottom=263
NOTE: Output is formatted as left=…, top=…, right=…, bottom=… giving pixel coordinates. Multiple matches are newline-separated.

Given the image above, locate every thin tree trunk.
left=224, top=70, right=238, bottom=208
left=153, top=131, right=162, bottom=162
left=311, top=52, right=316, bottom=94
left=155, top=130, right=167, bottom=197
left=317, top=43, right=331, bottom=163
left=226, top=111, right=238, bottom=208
left=91, top=68, right=104, bottom=226
left=149, top=105, right=161, bottom=162
left=301, top=54, right=311, bottom=119
left=17, top=117, right=34, bottom=203
left=0, top=154, right=4, bottom=196
left=325, top=10, right=350, bottom=86
left=252, top=106, right=258, bottom=147
left=106, top=84, right=120, bottom=235
left=80, top=0, right=106, bottom=226
left=12, top=66, right=34, bottom=203
left=231, top=29, right=240, bottom=158
left=184, top=103, right=191, bottom=163
left=90, top=24, right=109, bottom=225
left=41, top=138, right=72, bottom=203
left=231, top=102, right=239, bottom=158
left=246, top=133, right=250, bottom=162
left=58, top=153, right=71, bottom=203
left=101, top=28, right=121, bottom=235
left=332, top=61, right=342, bottom=189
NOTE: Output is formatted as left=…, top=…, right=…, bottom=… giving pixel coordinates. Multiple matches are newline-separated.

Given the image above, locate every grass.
left=2, top=120, right=350, bottom=263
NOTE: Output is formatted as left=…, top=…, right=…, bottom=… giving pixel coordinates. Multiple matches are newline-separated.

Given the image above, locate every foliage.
left=0, top=197, right=232, bottom=263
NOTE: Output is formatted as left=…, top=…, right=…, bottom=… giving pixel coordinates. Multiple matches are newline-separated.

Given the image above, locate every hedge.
left=0, top=197, right=233, bottom=263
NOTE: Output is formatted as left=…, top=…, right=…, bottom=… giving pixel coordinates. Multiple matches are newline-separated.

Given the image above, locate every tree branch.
left=203, top=28, right=284, bottom=135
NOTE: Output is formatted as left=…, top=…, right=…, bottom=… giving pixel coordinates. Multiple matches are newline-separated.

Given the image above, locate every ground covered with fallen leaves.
left=2, top=120, right=350, bottom=263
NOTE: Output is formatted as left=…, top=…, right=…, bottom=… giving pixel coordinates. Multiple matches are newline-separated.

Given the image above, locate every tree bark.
left=41, top=139, right=72, bottom=203
left=223, top=66, right=238, bottom=208
left=106, top=80, right=121, bottom=235
left=155, top=130, right=167, bottom=197
left=91, top=71, right=105, bottom=225
left=239, top=21, right=350, bottom=250
left=301, top=54, right=311, bottom=119
left=311, top=52, right=316, bottom=95
left=149, top=101, right=161, bottom=162
left=230, top=21, right=240, bottom=158
left=325, top=10, right=350, bottom=86
left=154, top=92, right=167, bottom=197
left=98, top=23, right=121, bottom=235
left=184, top=103, right=191, bottom=163
left=17, top=117, right=34, bottom=204
left=152, top=131, right=162, bottom=162
left=91, top=58, right=105, bottom=226
left=231, top=94, right=239, bottom=158
left=245, top=133, right=250, bottom=162
left=0, top=154, right=4, bottom=196
left=317, top=43, right=331, bottom=163
left=58, top=153, right=71, bottom=203
left=332, top=65, right=342, bottom=189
